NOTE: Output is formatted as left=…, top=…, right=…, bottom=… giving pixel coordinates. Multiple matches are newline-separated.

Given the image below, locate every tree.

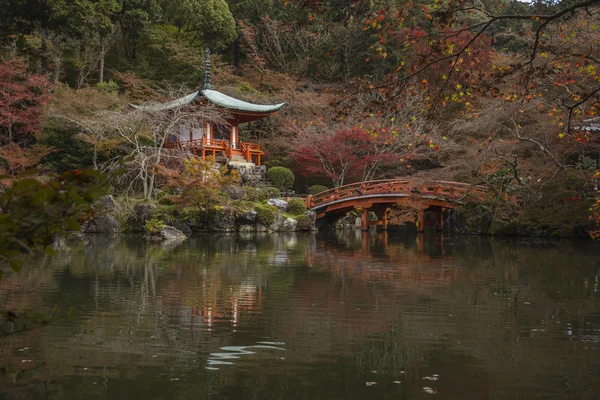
left=0, top=57, right=52, bottom=143
left=46, top=85, right=125, bottom=170
left=162, top=0, right=237, bottom=50
left=0, top=169, right=108, bottom=278
left=161, top=156, right=240, bottom=213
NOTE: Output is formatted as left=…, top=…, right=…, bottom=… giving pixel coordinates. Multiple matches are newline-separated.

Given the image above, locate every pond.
left=1, top=231, right=599, bottom=399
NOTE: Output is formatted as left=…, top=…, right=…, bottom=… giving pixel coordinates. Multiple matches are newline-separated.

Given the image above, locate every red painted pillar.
left=382, top=208, right=388, bottom=231
left=361, top=208, right=369, bottom=231
left=417, top=209, right=425, bottom=233
left=306, top=195, right=313, bottom=209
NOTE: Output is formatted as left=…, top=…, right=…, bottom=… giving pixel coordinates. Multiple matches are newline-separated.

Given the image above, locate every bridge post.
left=306, top=195, right=313, bottom=209
left=417, top=209, right=425, bottom=233
left=436, top=208, right=443, bottom=232
left=361, top=208, right=369, bottom=231
left=382, top=208, right=389, bottom=231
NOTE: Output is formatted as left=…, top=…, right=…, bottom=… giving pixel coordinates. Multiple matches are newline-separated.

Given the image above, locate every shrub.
left=287, top=198, right=307, bottom=215
left=145, top=217, right=165, bottom=234
left=255, top=204, right=278, bottom=226
left=310, top=185, right=329, bottom=195
left=157, top=190, right=174, bottom=205
left=245, top=186, right=281, bottom=202
left=267, top=167, right=295, bottom=190
left=294, top=214, right=313, bottom=230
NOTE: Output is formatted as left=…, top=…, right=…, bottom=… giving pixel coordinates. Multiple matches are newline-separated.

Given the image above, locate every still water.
left=1, top=231, right=599, bottom=399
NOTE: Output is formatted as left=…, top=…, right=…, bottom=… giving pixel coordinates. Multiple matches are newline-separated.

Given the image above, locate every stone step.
left=228, top=161, right=256, bottom=167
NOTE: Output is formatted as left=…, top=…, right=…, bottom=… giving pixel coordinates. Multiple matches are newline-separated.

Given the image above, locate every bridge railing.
left=306, top=179, right=489, bottom=209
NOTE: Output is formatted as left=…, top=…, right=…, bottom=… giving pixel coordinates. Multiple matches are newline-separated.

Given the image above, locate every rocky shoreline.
left=81, top=195, right=318, bottom=243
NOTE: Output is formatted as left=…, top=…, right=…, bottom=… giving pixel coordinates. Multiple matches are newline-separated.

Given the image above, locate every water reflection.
left=0, top=232, right=599, bottom=399
left=206, top=343, right=286, bottom=370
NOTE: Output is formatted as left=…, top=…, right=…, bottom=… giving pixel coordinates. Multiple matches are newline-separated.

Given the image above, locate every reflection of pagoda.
left=133, top=49, right=285, bottom=167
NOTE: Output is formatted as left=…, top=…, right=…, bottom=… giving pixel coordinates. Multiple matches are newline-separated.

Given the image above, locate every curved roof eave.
left=200, top=89, right=285, bottom=113
left=130, top=91, right=199, bottom=112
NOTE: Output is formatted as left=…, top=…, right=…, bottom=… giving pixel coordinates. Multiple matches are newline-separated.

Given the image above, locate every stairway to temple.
left=227, top=155, right=267, bottom=184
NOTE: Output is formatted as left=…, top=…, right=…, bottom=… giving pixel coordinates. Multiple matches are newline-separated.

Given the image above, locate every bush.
left=157, top=190, right=174, bottom=205
left=245, top=186, right=281, bottom=202
left=267, top=167, right=295, bottom=190
left=255, top=204, right=278, bottom=226
left=145, top=217, right=165, bottom=234
left=287, top=198, right=307, bottom=215
left=294, top=214, right=313, bottom=231
left=310, top=185, right=329, bottom=195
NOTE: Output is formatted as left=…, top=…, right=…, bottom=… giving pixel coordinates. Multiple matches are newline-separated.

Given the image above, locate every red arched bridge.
left=305, top=179, right=489, bottom=231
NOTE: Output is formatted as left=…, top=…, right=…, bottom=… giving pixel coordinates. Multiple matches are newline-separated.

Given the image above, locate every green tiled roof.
left=131, top=90, right=285, bottom=114
left=200, top=89, right=285, bottom=113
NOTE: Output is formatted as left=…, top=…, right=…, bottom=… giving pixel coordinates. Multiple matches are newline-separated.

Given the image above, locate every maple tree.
left=0, top=57, right=51, bottom=143
left=161, top=156, right=241, bottom=213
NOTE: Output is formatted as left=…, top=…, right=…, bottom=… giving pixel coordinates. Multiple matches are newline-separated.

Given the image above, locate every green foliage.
left=165, top=157, right=241, bottom=212
left=255, top=204, right=278, bottom=226
left=310, top=185, right=329, bottom=195
left=0, top=169, right=107, bottom=278
left=287, top=198, right=306, bottom=215
left=145, top=217, right=164, bottom=234
left=162, top=0, right=236, bottom=50
left=40, top=126, right=95, bottom=172
left=267, top=167, right=295, bottom=190
left=244, top=186, right=281, bottom=202
left=294, top=214, right=312, bottom=231
left=96, top=80, right=120, bottom=93
left=157, top=190, right=174, bottom=205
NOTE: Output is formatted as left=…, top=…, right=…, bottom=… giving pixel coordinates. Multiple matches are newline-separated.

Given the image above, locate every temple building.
left=133, top=49, right=285, bottom=167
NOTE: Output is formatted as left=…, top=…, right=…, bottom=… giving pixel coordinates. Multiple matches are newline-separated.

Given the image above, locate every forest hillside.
left=0, top=0, right=599, bottom=237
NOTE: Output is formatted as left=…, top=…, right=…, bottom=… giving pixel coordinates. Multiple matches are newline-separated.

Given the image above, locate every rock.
left=239, top=225, right=255, bottom=232
left=281, top=217, right=298, bottom=231
left=172, top=221, right=192, bottom=234
left=354, top=217, right=362, bottom=229
left=269, top=211, right=285, bottom=231
left=83, top=214, right=120, bottom=234
left=223, top=185, right=246, bottom=200
left=267, top=198, right=288, bottom=211
left=135, top=203, right=157, bottom=221
left=239, top=209, right=258, bottom=224
left=159, top=226, right=187, bottom=241
left=230, top=164, right=267, bottom=184
left=209, top=208, right=236, bottom=231
left=256, top=224, right=269, bottom=232
left=368, top=212, right=378, bottom=222
left=96, top=195, right=118, bottom=211
left=304, top=210, right=316, bottom=223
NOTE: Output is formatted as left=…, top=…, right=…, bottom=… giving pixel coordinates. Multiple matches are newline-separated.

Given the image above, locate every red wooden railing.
left=165, top=138, right=263, bottom=163
left=306, top=179, right=489, bottom=209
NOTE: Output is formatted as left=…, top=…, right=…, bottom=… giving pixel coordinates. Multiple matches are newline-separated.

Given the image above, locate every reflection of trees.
left=1, top=233, right=599, bottom=399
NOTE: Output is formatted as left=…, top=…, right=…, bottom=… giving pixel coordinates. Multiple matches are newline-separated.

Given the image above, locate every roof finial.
left=203, top=48, right=213, bottom=90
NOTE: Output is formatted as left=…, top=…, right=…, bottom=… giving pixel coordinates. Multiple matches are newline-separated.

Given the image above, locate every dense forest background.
left=0, top=0, right=599, bottom=236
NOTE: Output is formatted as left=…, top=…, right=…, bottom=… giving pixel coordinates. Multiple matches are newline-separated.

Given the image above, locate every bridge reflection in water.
left=306, top=179, right=488, bottom=231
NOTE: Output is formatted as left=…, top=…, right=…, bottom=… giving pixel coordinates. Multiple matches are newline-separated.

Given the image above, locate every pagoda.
left=132, top=49, right=285, bottom=166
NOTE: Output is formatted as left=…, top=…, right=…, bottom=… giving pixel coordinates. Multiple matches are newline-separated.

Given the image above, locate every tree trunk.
left=93, top=143, right=98, bottom=170
left=233, top=36, right=240, bottom=75
left=99, top=35, right=106, bottom=83
left=40, top=28, right=49, bottom=73
left=52, top=36, right=63, bottom=82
